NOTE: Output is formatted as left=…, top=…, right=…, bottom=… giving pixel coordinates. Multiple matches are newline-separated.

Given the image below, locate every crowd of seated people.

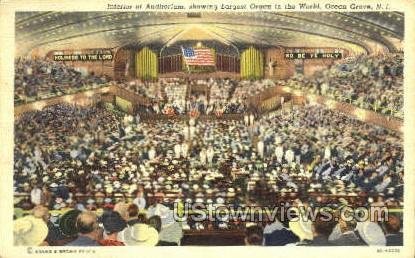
left=15, top=52, right=403, bottom=121
left=282, top=53, right=403, bottom=119
left=117, top=80, right=164, bottom=100
left=186, top=93, right=246, bottom=116
left=14, top=197, right=403, bottom=246
left=232, top=79, right=276, bottom=101
left=14, top=58, right=111, bottom=105
left=163, top=80, right=188, bottom=114
left=14, top=103, right=403, bottom=206
left=13, top=201, right=184, bottom=246
left=196, top=78, right=246, bottom=115
left=12, top=50, right=405, bottom=247
left=119, top=78, right=275, bottom=115
left=245, top=211, right=402, bottom=246
left=13, top=101, right=403, bottom=246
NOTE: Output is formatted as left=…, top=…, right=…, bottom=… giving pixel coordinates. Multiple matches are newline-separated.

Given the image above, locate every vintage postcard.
left=0, top=0, right=414, bottom=257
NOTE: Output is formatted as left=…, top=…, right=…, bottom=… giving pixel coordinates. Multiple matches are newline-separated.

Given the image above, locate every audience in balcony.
left=15, top=58, right=111, bottom=104
left=283, top=53, right=403, bottom=119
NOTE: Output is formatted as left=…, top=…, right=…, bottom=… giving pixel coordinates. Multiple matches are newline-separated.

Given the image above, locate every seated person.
left=244, top=225, right=263, bottom=246
left=148, top=215, right=177, bottom=246
left=383, top=215, right=403, bottom=246
left=65, top=211, right=101, bottom=246
left=99, top=211, right=127, bottom=246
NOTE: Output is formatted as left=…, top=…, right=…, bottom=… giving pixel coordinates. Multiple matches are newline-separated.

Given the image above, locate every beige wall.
left=264, top=47, right=295, bottom=80
left=265, top=47, right=349, bottom=79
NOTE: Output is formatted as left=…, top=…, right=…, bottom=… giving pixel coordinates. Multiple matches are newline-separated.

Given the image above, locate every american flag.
left=181, top=47, right=215, bottom=66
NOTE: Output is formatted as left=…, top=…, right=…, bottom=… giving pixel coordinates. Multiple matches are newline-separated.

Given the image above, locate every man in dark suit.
left=65, top=211, right=101, bottom=246
left=244, top=225, right=263, bottom=246
left=264, top=226, right=299, bottom=246
left=264, top=210, right=300, bottom=246
left=383, top=215, right=403, bottom=246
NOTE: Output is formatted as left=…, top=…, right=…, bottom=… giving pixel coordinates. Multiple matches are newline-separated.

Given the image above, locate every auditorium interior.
left=13, top=12, right=404, bottom=247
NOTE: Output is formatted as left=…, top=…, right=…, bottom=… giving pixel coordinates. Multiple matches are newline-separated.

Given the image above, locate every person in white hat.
left=189, top=125, right=196, bottom=139
left=289, top=217, right=313, bottom=244
left=199, top=148, right=207, bottom=165
left=356, top=221, right=386, bottom=246
left=285, top=148, right=295, bottom=166
left=148, top=147, right=156, bottom=160
left=132, top=189, right=146, bottom=210
left=275, top=144, right=284, bottom=163
left=257, top=139, right=264, bottom=159
left=14, top=215, right=49, bottom=246
left=249, top=114, right=255, bottom=126
left=174, top=143, right=181, bottom=159
left=122, top=223, right=159, bottom=246
left=324, top=145, right=331, bottom=161
left=244, top=114, right=249, bottom=126
left=207, top=146, right=214, bottom=165
left=183, top=124, right=190, bottom=140
left=30, top=184, right=42, bottom=206
left=181, top=142, right=189, bottom=158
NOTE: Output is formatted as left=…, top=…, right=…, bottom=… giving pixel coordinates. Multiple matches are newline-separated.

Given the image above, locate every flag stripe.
left=182, top=47, right=215, bottom=66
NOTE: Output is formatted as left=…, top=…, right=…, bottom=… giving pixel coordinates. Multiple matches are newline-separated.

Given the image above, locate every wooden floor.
left=181, top=230, right=245, bottom=246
